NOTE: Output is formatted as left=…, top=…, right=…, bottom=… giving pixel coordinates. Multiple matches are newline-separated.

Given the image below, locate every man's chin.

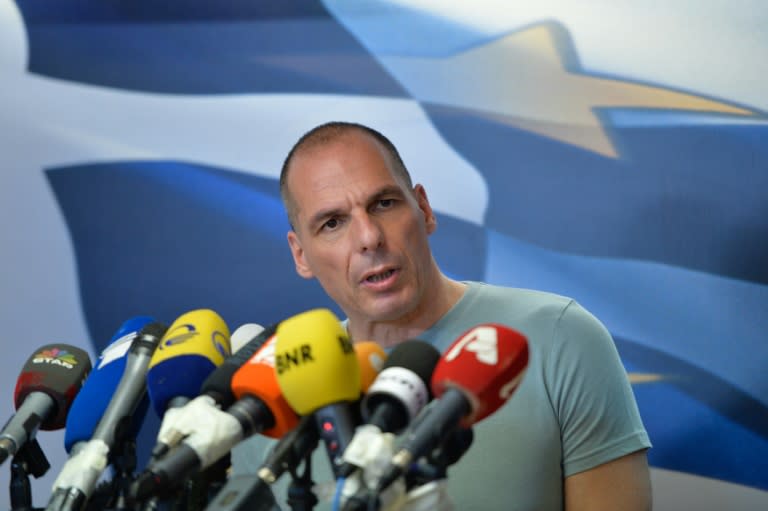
left=359, top=298, right=415, bottom=323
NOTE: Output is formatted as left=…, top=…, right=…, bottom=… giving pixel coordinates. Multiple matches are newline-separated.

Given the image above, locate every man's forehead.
left=290, top=135, right=404, bottom=188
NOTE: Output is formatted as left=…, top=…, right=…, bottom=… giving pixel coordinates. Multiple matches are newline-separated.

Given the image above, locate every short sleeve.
left=545, top=300, right=651, bottom=477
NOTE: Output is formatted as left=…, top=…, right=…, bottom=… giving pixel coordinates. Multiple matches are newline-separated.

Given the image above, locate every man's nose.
left=354, top=214, right=384, bottom=252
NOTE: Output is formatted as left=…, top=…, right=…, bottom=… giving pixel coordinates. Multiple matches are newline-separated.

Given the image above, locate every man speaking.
left=236, top=121, right=652, bottom=510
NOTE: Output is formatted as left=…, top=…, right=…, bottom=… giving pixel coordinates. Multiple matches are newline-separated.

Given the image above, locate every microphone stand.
left=404, top=427, right=473, bottom=492
left=343, top=427, right=474, bottom=511
left=9, top=439, right=49, bottom=511
left=285, top=451, right=317, bottom=511
left=111, top=437, right=138, bottom=510
left=83, top=436, right=138, bottom=511
left=184, top=454, right=231, bottom=511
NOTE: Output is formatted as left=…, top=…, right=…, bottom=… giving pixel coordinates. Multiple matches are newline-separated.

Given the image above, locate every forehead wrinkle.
left=288, top=136, right=409, bottom=231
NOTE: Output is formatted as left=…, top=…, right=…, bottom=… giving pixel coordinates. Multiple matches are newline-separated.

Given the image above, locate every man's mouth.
left=365, top=269, right=395, bottom=283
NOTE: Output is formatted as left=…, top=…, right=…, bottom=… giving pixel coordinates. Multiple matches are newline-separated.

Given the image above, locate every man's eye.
left=322, top=218, right=339, bottom=230
left=378, top=199, right=394, bottom=209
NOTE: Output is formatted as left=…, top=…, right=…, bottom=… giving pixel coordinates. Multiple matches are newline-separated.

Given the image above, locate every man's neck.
left=348, top=275, right=467, bottom=349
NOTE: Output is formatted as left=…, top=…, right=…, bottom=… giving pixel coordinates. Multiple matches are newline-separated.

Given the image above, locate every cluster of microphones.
left=1, top=307, right=529, bottom=511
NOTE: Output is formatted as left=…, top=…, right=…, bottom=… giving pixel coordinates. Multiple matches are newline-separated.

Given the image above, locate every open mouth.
left=366, top=269, right=395, bottom=283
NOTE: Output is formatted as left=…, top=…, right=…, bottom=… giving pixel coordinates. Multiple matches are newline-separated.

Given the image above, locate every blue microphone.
left=64, top=316, right=155, bottom=454
left=146, top=309, right=231, bottom=417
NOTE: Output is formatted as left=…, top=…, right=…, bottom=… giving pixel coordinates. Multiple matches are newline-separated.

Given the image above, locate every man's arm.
left=564, top=449, right=652, bottom=511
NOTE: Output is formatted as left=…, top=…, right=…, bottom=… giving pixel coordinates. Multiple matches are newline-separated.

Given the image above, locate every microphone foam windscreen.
left=275, top=308, right=360, bottom=414
left=432, top=324, right=529, bottom=424
left=147, top=309, right=231, bottom=416
left=383, top=340, right=441, bottom=397
left=231, top=336, right=298, bottom=438
left=354, top=341, right=386, bottom=392
left=230, top=323, right=266, bottom=354
left=14, top=344, right=92, bottom=431
left=64, top=316, right=153, bottom=451
left=362, top=340, right=440, bottom=426
left=200, top=325, right=277, bottom=407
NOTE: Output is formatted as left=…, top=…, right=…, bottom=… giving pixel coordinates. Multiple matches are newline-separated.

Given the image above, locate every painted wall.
left=1, top=1, right=766, bottom=508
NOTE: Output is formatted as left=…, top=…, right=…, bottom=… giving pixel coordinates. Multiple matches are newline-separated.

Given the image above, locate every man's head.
left=280, top=122, right=413, bottom=229
left=280, top=121, right=442, bottom=331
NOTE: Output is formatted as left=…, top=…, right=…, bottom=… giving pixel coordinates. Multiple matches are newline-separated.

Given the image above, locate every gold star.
left=382, top=22, right=756, bottom=157
left=628, top=373, right=665, bottom=384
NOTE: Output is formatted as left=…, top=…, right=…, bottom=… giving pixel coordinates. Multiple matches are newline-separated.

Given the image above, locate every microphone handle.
left=91, top=361, right=147, bottom=446
left=378, top=389, right=470, bottom=492
left=91, top=340, right=158, bottom=445
left=257, top=415, right=317, bottom=484
left=314, top=402, right=358, bottom=478
left=0, top=392, right=56, bottom=461
left=45, top=486, right=86, bottom=511
left=204, top=475, right=278, bottom=511
left=399, top=388, right=470, bottom=464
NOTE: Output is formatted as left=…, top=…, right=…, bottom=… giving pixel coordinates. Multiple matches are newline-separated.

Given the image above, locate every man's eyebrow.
left=306, top=185, right=407, bottom=229
left=308, top=207, right=344, bottom=229
left=369, top=185, right=406, bottom=203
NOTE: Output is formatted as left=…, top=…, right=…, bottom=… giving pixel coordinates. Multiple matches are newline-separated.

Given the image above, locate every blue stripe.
left=485, top=228, right=768, bottom=408
left=19, top=1, right=407, bottom=95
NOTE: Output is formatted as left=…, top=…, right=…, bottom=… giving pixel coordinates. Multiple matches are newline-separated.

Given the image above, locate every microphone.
left=376, top=324, right=529, bottom=492
left=63, top=317, right=155, bottom=454
left=46, top=321, right=167, bottom=511
left=353, top=341, right=386, bottom=394
left=274, top=308, right=361, bottom=477
left=147, top=309, right=231, bottom=416
left=0, top=343, right=92, bottom=465
left=138, top=310, right=232, bottom=510
left=198, top=323, right=278, bottom=408
left=230, top=323, right=266, bottom=354
left=204, top=340, right=387, bottom=511
left=257, top=340, right=386, bottom=486
left=339, top=340, right=440, bottom=479
left=132, top=329, right=294, bottom=501
left=361, top=340, right=440, bottom=434
left=229, top=331, right=298, bottom=440
left=146, top=322, right=276, bottom=462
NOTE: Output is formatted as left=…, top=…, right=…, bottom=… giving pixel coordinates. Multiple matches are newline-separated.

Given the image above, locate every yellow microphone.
left=275, top=308, right=360, bottom=475
left=147, top=309, right=231, bottom=416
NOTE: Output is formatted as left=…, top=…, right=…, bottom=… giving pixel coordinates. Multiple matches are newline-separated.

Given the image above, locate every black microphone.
left=362, top=340, right=440, bottom=433
left=257, top=415, right=318, bottom=485
left=338, top=340, right=440, bottom=478
left=199, top=323, right=278, bottom=408
left=0, top=344, right=92, bottom=465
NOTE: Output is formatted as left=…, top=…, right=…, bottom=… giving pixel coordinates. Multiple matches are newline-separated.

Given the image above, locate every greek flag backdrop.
left=1, top=1, right=766, bottom=508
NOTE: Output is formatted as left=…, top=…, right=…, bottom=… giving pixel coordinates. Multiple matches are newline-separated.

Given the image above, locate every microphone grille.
left=384, top=340, right=441, bottom=395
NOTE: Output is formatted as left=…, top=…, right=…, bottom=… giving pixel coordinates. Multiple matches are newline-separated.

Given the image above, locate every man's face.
left=285, top=132, right=437, bottom=325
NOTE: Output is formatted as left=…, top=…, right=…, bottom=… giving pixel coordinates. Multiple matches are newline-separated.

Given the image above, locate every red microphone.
left=0, top=344, right=92, bottom=464
left=376, top=324, right=529, bottom=491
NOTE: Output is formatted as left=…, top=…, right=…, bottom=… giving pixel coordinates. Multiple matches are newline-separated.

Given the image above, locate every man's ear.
left=414, top=184, right=437, bottom=235
left=287, top=231, right=314, bottom=279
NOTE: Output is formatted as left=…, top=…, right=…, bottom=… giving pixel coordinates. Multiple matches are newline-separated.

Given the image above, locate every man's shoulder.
left=419, top=281, right=577, bottom=347
left=465, top=281, right=574, bottom=316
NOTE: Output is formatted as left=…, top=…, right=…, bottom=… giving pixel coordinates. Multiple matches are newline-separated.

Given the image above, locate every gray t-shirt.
left=232, top=282, right=650, bottom=510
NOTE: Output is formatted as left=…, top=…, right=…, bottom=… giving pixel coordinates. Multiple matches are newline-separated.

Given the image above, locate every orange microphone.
left=354, top=341, right=386, bottom=393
